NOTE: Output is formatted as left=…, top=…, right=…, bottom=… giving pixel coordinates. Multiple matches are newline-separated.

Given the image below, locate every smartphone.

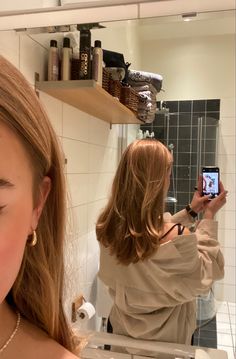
left=202, top=166, right=220, bottom=199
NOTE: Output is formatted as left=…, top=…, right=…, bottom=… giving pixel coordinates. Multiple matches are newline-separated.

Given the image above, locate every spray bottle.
left=92, top=40, right=103, bottom=86
left=61, top=37, right=72, bottom=80
left=78, top=29, right=91, bottom=79
left=48, top=39, right=59, bottom=81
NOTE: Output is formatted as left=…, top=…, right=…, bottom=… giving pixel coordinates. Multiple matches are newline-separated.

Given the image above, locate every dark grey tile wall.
left=141, top=99, right=220, bottom=213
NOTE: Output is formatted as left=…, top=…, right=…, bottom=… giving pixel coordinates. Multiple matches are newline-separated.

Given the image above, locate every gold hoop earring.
left=27, top=230, right=37, bottom=247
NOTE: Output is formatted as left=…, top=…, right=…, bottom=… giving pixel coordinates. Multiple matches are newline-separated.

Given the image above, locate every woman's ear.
left=31, top=176, right=51, bottom=231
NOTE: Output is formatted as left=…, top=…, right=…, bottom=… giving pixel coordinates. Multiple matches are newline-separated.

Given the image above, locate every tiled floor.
left=216, top=301, right=235, bottom=359
left=193, top=301, right=235, bottom=359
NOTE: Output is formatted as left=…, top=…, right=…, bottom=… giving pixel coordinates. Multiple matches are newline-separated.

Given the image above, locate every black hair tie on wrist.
left=185, top=204, right=198, bottom=218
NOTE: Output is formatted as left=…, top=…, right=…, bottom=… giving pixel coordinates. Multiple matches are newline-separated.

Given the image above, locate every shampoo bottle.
left=61, top=37, right=72, bottom=80
left=92, top=40, right=103, bottom=86
left=71, top=46, right=80, bottom=80
left=78, top=29, right=91, bottom=80
left=48, top=39, right=59, bottom=81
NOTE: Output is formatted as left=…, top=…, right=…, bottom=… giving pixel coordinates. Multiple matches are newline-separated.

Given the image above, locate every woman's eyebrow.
left=0, top=178, right=15, bottom=188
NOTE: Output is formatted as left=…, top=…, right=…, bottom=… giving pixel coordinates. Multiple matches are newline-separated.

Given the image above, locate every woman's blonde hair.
left=0, top=56, right=74, bottom=351
left=96, top=139, right=172, bottom=265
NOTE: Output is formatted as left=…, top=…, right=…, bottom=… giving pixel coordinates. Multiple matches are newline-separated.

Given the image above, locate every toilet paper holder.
left=71, top=295, right=96, bottom=323
left=71, top=294, right=84, bottom=322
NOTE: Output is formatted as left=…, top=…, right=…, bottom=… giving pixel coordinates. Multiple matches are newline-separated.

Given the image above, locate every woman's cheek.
left=0, top=207, right=32, bottom=303
left=0, top=234, right=26, bottom=304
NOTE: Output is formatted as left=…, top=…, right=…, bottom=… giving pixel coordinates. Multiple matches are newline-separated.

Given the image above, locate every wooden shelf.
left=35, top=80, right=142, bottom=125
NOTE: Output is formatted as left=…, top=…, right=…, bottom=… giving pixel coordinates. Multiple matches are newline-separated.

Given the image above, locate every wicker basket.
left=109, top=79, right=122, bottom=100
left=120, top=85, right=139, bottom=114
left=102, top=68, right=110, bottom=92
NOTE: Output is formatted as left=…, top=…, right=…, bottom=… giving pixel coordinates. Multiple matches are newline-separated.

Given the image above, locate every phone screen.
left=202, top=167, right=220, bottom=198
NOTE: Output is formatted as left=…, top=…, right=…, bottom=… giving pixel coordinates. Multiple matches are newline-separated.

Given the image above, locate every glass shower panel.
left=141, top=99, right=220, bottom=347
left=140, top=99, right=220, bottom=215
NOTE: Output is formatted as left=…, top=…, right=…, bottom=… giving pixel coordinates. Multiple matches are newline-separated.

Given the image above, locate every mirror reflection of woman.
left=96, top=139, right=227, bottom=351
left=0, top=56, right=80, bottom=358
left=203, top=174, right=215, bottom=194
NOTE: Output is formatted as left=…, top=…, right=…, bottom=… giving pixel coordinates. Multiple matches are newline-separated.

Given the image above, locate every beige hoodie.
left=98, top=213, right=224, bottom=346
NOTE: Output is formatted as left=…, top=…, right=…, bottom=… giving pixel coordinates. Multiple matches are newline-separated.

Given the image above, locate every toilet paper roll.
left=77, top=302, right=96, bottom=321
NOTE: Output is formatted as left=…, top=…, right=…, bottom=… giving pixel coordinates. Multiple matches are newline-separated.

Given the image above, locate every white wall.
left=92, top=19, right=141, bottom=70
left=215, top=98, right=236, bottom=303
left=146, top=34, right=234, bottom=100
left=139, top=17, right=236, bottom=302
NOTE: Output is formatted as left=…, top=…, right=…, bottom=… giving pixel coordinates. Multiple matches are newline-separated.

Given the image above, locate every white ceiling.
left=0, top=0, right=235, bottom=30
left=0, top=0, right=235, bottom=14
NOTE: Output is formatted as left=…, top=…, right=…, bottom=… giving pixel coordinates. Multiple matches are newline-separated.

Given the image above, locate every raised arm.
left=166, top=177, right=226, bottom=227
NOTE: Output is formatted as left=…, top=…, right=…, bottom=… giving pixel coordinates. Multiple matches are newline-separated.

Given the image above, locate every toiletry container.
left=48, top=39, right=59, bottom=81
left=78, top=29, right=91, bottom=79
left=71, top=46, right=80, bottom=80
left=92, top=40, right=103, bottom=86
left=61, top=37, right=72, bottom=80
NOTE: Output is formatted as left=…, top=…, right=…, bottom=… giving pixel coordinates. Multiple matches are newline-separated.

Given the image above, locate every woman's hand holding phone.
left=190, top=176, right=227, bottom=218
left=190, top=176, right=211, bottom=214
left=203, top=181, right=228, bottom=219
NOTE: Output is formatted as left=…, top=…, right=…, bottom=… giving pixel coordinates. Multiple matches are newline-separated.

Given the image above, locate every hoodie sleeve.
left=164, top=209, right=195, bottom=227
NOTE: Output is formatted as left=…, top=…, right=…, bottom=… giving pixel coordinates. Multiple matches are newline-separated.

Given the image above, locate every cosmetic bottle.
left=71, top=46, right=80, bottom=80
left=48, top=39, right=59, bottom=81
left=136, top=129, right=144, bottom=139
left=92, top=40, right=103, bottom=86
left=78, top=29, right=91, bottom=79
left=61, top=37, right=72, bottom=81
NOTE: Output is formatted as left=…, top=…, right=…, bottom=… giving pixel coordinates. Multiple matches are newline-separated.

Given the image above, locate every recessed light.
left=182, top=12, right=197, bottom=22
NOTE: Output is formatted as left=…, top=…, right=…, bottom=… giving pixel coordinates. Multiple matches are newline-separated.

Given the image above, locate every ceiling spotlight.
left=182, top=12, right=197, bottom=22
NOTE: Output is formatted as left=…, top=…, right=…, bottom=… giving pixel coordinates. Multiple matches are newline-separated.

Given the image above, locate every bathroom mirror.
left=90, top=9, right=235, bottom=349
left=25, top=1, right=234, bottom=311
left=1, top=7, right=233, bottom=354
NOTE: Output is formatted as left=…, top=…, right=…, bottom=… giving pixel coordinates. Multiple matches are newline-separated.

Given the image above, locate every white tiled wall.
left=215, top=97, right=236, bottom=303
left=55, top=105, right=120, bottom=328
left=0, top=30, right=121, bottom=330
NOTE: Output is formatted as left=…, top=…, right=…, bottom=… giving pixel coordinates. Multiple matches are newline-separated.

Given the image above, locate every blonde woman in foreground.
left=0, top=56, right=80, bottom=358
left=97, top=139, right=227, bottom=349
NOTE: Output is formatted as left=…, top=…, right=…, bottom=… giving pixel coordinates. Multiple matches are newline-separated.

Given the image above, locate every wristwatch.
left=185, top=204, right=198, bottom=218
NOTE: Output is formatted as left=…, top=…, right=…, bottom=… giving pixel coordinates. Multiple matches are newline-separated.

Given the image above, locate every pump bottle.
left=48, top=39, right=59, bottom=81
left=61, top=37, right=72, bottom=80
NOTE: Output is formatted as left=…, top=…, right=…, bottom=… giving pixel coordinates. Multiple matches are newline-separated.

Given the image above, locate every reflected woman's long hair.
left=0, top=56, right=74, bottom=352
left=96, top=139, right=172, bottom=265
